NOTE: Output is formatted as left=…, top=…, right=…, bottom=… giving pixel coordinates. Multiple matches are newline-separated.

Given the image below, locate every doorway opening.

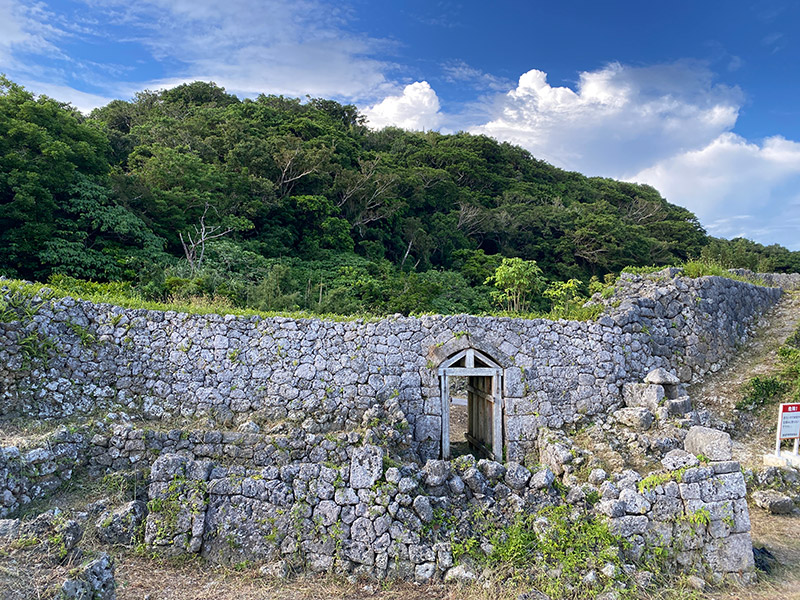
left=438, top=349, right=503, bottom=460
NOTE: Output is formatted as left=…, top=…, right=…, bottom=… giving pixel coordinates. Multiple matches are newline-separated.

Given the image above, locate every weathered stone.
left=644, top=368, right=680, bottom=386
left=588, top=468, right=608, bottom=485
left=619, top=489, right=651, bottom=515
left=350, top=445, right=383, bottom=489
left=530, top=468, right=555, bottom=490
left=398, top=477, right=417, bottom=495
left=95, top=500, right=146, bottom=547
left=414, top=561, right=436, bottom=582
left=462, top=467, right=487, bottom=494
left=444, top=564, right=478, bottom=584
left=665, top=397, right=692, bottom=415
left=622, top=383, right=664, bottom=411
left=504, top=462, right=531, bottom=490
left=752, top=490, right=795, bottom=515
left=703, top=532, right=755, bottom=573
left=608, top=515, right=648, bottom=537
left=613, top=407, right=654, bottom=431
left=661, top=449, right=699, bottom=471
left=314, top=500, right=341, bottom=526
left=0, top=518, right=20, bottom=540
left=61, top=553, right=115, bottom=600
left=412, top=495, right=433, bottom=523
left=422, top=460, right=451, bottom=487
left=477, top=459, right=506, bottom=481
left=684, top=426, right=732, bottom=461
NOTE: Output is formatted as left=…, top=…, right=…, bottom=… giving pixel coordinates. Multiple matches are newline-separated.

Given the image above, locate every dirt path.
left=688, top=290, right=800, bottom=466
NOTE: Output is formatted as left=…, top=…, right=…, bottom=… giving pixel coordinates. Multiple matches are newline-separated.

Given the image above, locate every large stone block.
left=350, top=445, right=383, bottom=489
left=684, top=426, right=732, bottom=461
left=613, top=407, right=654, bottom=431
left=703, top=532, right=755, bottom=574
left=622, top=383, right=665, bottom=411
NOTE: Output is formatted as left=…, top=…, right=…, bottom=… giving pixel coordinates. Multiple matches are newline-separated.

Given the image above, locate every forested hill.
left=1, top=77, right=799, bottom=316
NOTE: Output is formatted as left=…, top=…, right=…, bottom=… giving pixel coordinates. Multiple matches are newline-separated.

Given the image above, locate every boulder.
left=613, top=407, right=654, bottom=431
left=752, top=490, right=795, bottom=515
left=622, top=383, right=664, bottom=411
left=684, top=426, right=732, bottom=461
left=95, top=501, right=147, bottom=547
left=444, top=564, right=478, bottom=584
left=644, top=368, right=680, bottom=386
left=504, top=462, right=532, bottom=490
left=530, top=467, right=555, bottom=490
left=61, top=553, right=115, bottom=600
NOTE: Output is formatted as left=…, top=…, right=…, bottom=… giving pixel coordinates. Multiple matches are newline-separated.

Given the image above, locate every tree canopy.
left=2, top=78, right=798, bottom=315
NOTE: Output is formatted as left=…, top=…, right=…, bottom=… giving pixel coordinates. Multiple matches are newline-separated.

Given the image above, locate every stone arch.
left=436, top=347, right=504, bottom=460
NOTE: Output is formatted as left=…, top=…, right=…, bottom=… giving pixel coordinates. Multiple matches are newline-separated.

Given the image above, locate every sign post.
left=765, top=403, right=800, bottom=467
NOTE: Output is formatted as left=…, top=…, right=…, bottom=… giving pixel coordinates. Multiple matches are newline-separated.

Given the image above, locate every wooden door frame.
left=437, top=349, right=503, bottom=460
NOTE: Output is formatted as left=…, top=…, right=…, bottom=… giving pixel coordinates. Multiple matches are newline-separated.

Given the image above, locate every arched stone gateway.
left=437, top=348, right=503, bottom=460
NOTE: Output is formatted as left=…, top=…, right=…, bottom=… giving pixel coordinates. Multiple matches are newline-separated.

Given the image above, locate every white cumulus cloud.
left=471, top=62, right=741, bottom=176
left=630, top=133, right=800, bottom=249
left=362, top=81, right=442, bottom=131
left=466, top=60, right=800, bottom=249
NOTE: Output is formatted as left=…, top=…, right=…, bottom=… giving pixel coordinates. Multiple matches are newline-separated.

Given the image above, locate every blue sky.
left=2, top=0, right=799, bottom=250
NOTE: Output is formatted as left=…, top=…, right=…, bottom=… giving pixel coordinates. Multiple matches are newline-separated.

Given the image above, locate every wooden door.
left=467, top=375, right=494, bottom=458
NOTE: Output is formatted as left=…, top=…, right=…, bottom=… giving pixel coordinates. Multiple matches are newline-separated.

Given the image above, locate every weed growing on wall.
left=18, top=331, right=57, bottom=369
left=433, top=503, right=630, bottom=598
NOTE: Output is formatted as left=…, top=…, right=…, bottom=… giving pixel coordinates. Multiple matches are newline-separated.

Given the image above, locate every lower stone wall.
left=142, top=446, right=754, bottom=583
left=0, top=421, right=756, bottom=585
left=0, top=428, right=86, bottom=518
left=600, top=452, right=753, bottom=582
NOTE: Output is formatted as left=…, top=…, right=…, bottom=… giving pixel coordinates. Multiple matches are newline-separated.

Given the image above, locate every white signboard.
left=779, top=403, right=800, bottom=440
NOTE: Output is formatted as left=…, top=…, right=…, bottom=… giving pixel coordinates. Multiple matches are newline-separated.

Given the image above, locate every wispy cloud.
left=77, top=0, right=396, bottom=101
left=1, top=0, right=402, bottom=108
left=441, top=60, right=512, bottom=92
left=0, top=0, right=68, bottom=66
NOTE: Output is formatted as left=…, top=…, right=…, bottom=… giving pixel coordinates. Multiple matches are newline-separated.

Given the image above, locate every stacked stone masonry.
left=0, top=271, right=793, bottom=462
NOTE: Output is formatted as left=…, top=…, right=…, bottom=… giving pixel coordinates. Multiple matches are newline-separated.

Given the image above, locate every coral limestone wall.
left=0, top=271, right=790, bottom=461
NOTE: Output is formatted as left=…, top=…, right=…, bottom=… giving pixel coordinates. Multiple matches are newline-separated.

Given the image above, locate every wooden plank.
left=437, top=349, right=467, bottom=372
left=441, top=367, right=498, bottom=377
left=466, top=385, right=494, bottom=401
left=465, top=433, right=491, bottom=458
left=493, top=374, right=503, bottom=460
left=468, top=381, right=475, bottom=444
left=465, top=349, right=475, bottom=368
left=441, top=375, right=450, bottom=459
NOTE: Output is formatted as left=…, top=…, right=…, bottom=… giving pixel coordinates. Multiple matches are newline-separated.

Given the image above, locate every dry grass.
left=0, top=420, right=59, bottom=450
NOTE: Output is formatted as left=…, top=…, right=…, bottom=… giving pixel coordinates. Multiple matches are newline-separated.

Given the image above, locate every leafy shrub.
left=735, top=376, right=788, bottom=411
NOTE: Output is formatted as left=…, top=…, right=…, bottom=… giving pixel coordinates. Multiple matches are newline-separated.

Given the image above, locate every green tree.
left=485, top=257, right=545, bottom=313
left=543, top=279, right=585, bottom=318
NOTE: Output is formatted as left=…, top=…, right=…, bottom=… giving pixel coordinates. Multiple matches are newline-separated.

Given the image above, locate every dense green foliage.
left=2, top=77, right=799, bottom=316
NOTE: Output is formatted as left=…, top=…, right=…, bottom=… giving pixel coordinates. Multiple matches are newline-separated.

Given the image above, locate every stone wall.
left=0, top=272, right=789, bottom=462
left=0, top=430, right=756, bottom=585
left=0, top=428, right=86, bottom=517
left=141, top=444, right=754, bottom=583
